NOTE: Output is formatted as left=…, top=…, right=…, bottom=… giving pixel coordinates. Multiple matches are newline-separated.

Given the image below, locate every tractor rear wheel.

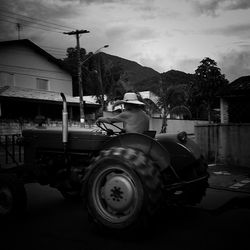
left=0, top=174, right=27, bottom=217
left=85, top=147, right=163, bottom=230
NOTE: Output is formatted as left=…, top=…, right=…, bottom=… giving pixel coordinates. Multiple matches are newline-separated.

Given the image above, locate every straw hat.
left=113, top=92, right=145, bottom=107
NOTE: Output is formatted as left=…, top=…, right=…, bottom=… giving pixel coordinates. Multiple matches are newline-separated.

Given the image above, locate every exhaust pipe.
left=60, top=93, right=70, bottom=174
left=60, top=93, right=68, bottom=144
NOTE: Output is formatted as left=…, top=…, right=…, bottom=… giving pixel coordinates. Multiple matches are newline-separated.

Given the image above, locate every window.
left=36, top=78, right=49, bottom=90
left=0, top=72, right=14, bottom=86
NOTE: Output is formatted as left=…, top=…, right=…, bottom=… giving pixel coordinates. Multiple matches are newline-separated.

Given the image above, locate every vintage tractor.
left=0, top=93, right=209, bottom=230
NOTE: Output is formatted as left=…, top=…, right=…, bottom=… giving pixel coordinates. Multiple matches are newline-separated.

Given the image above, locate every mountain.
left=101, top=53, right=195, bottom=94
left=135, top=70, right=195, bottom=95
left=101, top=52, right=160, bottom=90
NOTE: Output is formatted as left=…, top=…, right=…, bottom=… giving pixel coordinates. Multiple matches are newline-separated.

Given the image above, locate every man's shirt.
left=109, top=109, right=149, bottom=133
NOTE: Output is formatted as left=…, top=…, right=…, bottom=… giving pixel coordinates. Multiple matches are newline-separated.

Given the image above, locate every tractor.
left=0, top=93, right=209, bottom=230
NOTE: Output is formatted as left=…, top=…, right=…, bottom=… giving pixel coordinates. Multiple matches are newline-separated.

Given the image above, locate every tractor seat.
left=143, top=130, right=156, bottom=138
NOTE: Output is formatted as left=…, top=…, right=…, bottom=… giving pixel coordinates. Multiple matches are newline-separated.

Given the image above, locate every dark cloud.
left=135, top=5, right=159, bottom=20
left=79, top=0, right=129, bottom=4
left=0, top=0, right=80, bottom=41
left=1, top=0, right=78, bottom=20
left=224, top=0, right=250, bottom=10
left=205, top=23, right=250, bottom=38
left=0, top=0, right=149, bottom=42
left=105, top=24, right=158, bottom=42
left=174, top=57, right=201, bottom=74
left=190, top=0, right=221, bottom=16
left=130, top=27, right=159, bottom=41
left=189, top=0, right=250, bottom=16
left=219, top=49, right=250, bottom=81
left=105, top=25, right=130, bottom=40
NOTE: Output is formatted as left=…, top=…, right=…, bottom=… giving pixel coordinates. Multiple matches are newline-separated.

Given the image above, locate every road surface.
left=1, top=182, right=250, bottom=250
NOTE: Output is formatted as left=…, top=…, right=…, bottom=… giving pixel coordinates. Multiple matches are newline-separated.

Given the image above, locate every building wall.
left=139, top=91, right=159, bottom=104
left=0, top=43, right=72, bottom=95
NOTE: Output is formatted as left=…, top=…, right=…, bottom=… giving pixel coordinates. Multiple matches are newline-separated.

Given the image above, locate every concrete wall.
left=103, top=111, right=208, bottom=136
left=0, top=43, right=72, bottom=95
left=195, top=124, right=250, bottom=168
left=150, top=117, right=208, bottom=135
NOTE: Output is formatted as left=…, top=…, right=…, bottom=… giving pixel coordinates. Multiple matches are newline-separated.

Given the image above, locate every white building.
left=0, top=39, right=99, bottom=126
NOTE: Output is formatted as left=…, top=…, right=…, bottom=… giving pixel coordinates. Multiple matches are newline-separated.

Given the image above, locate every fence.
left=149, top=117, right=208, bottom=136
left=0, top=134, right=23, bottom=167
left=195, top=123, right=250, bottom=168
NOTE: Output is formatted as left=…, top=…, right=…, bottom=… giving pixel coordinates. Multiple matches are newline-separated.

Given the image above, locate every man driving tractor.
left=96, top=92, right=150, bottom=134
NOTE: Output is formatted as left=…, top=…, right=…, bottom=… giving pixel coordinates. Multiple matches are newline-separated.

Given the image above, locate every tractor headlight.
left=177, top=131, right=187, bottom=143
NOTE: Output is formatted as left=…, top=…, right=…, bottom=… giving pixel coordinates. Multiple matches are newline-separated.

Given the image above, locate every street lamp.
left=81, top=45, right=109, bottom=65
left=79, top=44, right=109, bottom=127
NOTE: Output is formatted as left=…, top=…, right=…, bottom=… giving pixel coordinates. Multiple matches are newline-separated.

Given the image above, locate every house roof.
left=0, top=39, right=70, bottom=73
left=220, top=75, right=250, bottom=97
left=0, top=86, right=100, bottom=108
left=230, top=76, right=250, bottom=90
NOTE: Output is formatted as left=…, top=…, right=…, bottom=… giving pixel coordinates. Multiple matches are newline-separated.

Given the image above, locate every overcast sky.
left=1, top=0, right=250, bottom=82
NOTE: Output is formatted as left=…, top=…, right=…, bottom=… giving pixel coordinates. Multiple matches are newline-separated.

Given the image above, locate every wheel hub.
left=103, top=175, right=134, bottom=212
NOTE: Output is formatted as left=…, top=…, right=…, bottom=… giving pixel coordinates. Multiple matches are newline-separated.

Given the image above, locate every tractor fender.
left=102, top=133, right=171, bottom=173
left=156, top=133, right=203, bottom=176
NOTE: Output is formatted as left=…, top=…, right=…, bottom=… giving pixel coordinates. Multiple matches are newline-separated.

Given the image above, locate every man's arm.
left=96, top=116, right=119, bottom=124
left=96, top=112, right=128, bottom=124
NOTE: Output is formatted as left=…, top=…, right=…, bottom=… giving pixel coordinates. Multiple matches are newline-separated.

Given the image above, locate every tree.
left=63, top=47, right=88, bottom=96
left=88, top=53, right=126, bottom=114
left=194, top=57, right=228, bottom=123
left=187, top=80, right=207, bottom=120
left=143, top=98, right=161, bottom=117
left=63, top=49, right=126, bottom=109
left=157, top=75, right=189, bottom=133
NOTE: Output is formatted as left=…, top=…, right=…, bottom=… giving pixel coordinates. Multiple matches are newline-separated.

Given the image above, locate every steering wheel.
left=96, top=121, right=125, bottom=135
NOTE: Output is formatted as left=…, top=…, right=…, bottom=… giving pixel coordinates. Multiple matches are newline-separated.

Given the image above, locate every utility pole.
left=97, top=54, right=105, bottom=115
left=16, top=23, right=22, bottom=40
left=63, top=29, right=90, bottom=127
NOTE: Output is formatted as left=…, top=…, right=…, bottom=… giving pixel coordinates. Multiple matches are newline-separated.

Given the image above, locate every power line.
left=0, top=9, right=76, bottom=30
left=0, top=18, right=18, bottom=25
left=0, top=18, right=66, bottom=33
left=0, top=9, right=78, bottom=36
left=0, top=12, right=69, bottom=32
